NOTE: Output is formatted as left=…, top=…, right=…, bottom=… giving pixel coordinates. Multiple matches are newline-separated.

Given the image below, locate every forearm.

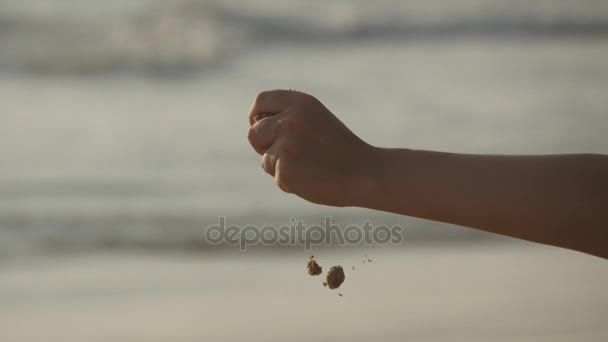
left=356, top=148, right=608, bottom=258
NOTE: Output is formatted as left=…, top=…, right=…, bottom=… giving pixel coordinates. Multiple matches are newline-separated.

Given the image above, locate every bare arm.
left=247, top=90, right=608, bottom=259
left=360, top=149, right=608, bottom=258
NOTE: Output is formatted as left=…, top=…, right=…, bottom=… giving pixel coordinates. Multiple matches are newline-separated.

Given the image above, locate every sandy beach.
left=2, top=244, right=608, bottom=342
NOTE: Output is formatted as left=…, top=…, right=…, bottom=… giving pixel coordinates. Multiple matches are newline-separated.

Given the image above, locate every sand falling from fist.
left=306, top=256, right=347, bottom=292
left=323, top=266, right=346, bottom=289
left=307, top=256, right=323, bottom=276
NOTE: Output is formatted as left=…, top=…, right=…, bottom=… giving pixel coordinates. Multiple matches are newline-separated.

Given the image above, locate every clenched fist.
left=247, top=90, right=380, bottom=207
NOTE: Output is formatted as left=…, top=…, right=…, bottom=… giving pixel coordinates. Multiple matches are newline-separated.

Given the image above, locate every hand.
left=247, top=90, right=379, bottom=207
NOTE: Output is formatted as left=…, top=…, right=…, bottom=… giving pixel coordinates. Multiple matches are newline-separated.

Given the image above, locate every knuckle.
left=261, top=153, right=275, bottom=175
left=247, top=126, right=256, bottom=144
left=254, top=90, right=272, bottom=105
left=247, top=127, right=263, bottom=152
left=297, top=92, right=319, bottom=107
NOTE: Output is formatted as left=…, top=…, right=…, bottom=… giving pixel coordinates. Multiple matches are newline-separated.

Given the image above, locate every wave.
left=1, top=0, right=608, bottom=75
left=0, top=209, right=498, bottom=262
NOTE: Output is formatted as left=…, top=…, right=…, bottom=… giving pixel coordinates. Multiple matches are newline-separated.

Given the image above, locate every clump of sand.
left=306, top=256, right=352, bottom=292
left=307, top=255, right=323, bottom=276
left=323, top=265, right=345, bottom=290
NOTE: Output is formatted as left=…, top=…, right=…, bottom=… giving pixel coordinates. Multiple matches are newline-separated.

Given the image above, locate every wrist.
left=346, top=145, right=396, bottom=209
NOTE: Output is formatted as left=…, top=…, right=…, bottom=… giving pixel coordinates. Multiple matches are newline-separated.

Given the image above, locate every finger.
left=247, top=114, right=282, bottom=155
left=249, top=89, right=297, bottom=125
left=251, top=112, right=274, bottom=125
left=261, top=147, right=278, bottom=177
left=273, top=158, right=292, bottom=194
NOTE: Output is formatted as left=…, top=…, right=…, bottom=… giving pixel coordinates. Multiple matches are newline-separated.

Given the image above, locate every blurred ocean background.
left=1, top=1, right=608, bottom=341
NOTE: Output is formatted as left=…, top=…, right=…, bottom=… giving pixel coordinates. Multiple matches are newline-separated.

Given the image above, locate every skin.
left=247, top=89, right=608, bottom=259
